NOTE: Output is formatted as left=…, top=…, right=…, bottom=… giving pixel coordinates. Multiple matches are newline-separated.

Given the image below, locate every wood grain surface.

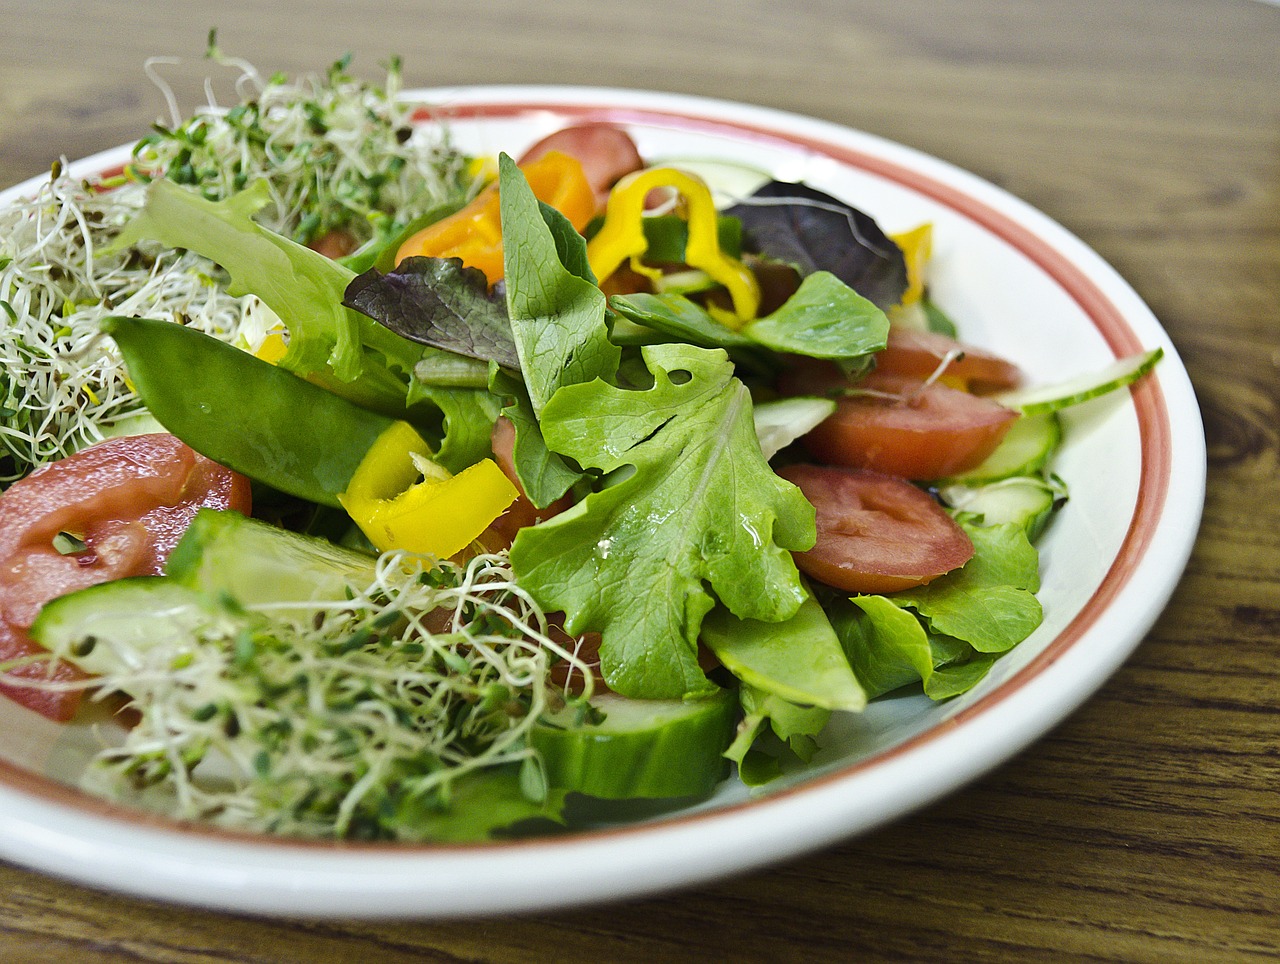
left=1, top=1, right=1277, bottom=960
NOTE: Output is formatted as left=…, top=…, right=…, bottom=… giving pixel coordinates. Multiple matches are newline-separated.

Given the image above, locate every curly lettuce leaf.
left=510, top=343, right=814, bottom=699
left=113, top=178, right=419, bottom=389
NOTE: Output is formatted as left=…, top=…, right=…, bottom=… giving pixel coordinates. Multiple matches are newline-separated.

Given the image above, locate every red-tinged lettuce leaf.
left=343, top=256, right=521, bottom=370
left=725, top=181, right=908, bottom=310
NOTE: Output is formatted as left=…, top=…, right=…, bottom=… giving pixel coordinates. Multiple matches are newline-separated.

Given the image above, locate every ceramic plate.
left=0, top=86, right=1204, bottom=918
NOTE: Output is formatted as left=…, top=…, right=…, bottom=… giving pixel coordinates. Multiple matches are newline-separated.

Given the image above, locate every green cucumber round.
left=938, top=475, right=1068, bottom=542
left=531, top=687, right=737, bottom=800
left=944, top=410, right=1061, bottom=485
left=29, top=577, right=216, bottom=678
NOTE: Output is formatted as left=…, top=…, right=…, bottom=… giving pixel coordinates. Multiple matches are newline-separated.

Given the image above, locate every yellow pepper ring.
left=338, top=421, right=519, bottom=559
left=586, top=167, right=761, bottom=329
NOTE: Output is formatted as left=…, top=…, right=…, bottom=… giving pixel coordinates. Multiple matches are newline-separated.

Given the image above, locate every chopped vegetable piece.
left=394, top=151, right=596, bottom=285
left=778, top=463, right=973, bottom=594
left=587, top=167, right=761, bottom=325
left=338, top=421, right=518, bottom=558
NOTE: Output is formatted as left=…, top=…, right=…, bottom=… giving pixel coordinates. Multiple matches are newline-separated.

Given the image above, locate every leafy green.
left=405, top=383, right=503, bottom=474
left=826, top=522, right=1042, bottom=699
left=499, top=153, right=618, bottom=417
left=893, top=522, right=1042, bottom=654
left=510, top=343, right=814, bottom=699
left=725, top=684, right=831, bottom=787
left=610, top=270, right=888, bottom=366
left=344, top=256, right=520, bottom=370
left=725, top=180, right=908, bottom=309
left=701, top=589, right=865, bottom=712
left=113, top=178, right=418, bottom=391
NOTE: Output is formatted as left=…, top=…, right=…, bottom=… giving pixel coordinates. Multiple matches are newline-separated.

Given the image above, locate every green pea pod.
left=104, top=316, right=395, bottom=507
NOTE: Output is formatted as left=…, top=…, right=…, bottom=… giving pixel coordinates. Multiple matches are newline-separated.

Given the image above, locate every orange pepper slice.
left=394, top=151, right=596, bottom=285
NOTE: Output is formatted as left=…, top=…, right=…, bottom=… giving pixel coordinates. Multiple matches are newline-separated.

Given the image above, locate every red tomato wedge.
left=876, top=328, right=1023, bottom=394
left=0, top=434, right=251, bottom=721
left=801, top=370, right=1019, bottom=480
left=518, top=123, right=645, bottom=210
left=778, top=463, right=974, bottom=594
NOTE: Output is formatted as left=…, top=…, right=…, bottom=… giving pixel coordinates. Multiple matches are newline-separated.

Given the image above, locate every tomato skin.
left=518, top=124, right=644, bottom=209
left=876, top=328, right=1023, bottom=394
left=778, top=463, right=974, bottom=594
left=801, top=370, right=1019, bottom=480
left=0, top=434, right=251, bottom=720
left=481, top=416, right=573, bottom=551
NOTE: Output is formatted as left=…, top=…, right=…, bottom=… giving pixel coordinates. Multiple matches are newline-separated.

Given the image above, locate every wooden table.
left=1, top=1, right=1277, bottom=959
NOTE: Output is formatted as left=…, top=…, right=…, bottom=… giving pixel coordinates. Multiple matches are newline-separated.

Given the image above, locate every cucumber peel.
left=166, top=508, right=377, bottom=609
left=29, top=577, right=223, bottom=678
left=531, top=687, right=737, bottom=800
left=943, top=411, right=1062, bottom=485
left=996, top=347, right=1162, bottom=416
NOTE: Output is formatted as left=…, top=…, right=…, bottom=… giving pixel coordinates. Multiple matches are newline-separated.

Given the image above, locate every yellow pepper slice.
left=338, top=421, right=518, bottom=559
left=394, top=151, right=597, bottom=286
left=890, top=222, right=932, bottom=307
left=586, top=167, right=761, bottom=328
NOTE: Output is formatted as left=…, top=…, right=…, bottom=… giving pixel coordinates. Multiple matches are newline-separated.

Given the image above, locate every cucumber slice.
left=166, top=508, right=378, bottom=607
left=29, top=577, right=220, bottom=678
left=996, top=347, right=1162, bottom=416
left=531, top=687, right=737, bottom=800
left=753, top=396, right=837, bottom=460
left=943, top=411, right=1062, bottom=485
left=938, top=475, right=1068, bottom=542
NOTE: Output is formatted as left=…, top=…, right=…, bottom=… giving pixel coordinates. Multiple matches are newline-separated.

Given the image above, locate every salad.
left=0, top=46, right=1160, bottom=842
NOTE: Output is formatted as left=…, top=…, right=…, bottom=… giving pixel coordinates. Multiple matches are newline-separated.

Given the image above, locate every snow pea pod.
left=103, top=316, right=395, bottom=508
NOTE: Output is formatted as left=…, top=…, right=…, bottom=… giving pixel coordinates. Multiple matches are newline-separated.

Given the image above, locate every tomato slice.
left=778, top=463, right=973, bottom=594
left=518, top=124, right=645, bottom=209
left=800, top=370, right=1019, bottom=480
left=0, top=434, right=251, bottom=720
left=876, top=328, right=1023, bottom=394
left=481, top=416, right=573, bottom=551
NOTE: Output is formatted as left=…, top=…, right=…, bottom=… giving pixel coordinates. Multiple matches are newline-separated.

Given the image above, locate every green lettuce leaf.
left=701, top=589, right=865, bottom=712
left=893, top=522, right=1042, bottom=654
left=113, top=178, right=419, bottom=392
left=499, top=153, right=618, bottom=416
left=510, top=343, right=814, bottom=699
left=825, top=521, right=1044, bottom=699
left=610, top=271, right=887, bottom=366
left=725, top=684, right=831, bottom=787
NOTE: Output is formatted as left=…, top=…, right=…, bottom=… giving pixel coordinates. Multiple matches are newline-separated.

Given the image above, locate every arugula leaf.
left=510, top=343, right=814, bottom=699
left=343, top=256, right=520, bottom=370
left=499, top=153, right=618, bottom=416
left=725, top=180, right=908, bottom=309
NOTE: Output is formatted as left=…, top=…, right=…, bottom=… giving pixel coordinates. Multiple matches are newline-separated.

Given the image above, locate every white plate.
left=0, top=86, right=1204, bottom=918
